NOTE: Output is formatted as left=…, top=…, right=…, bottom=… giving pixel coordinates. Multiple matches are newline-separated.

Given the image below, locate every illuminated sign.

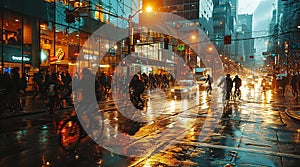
left=55, top=48, right=65, bottom=60
left=82, top=48, right=100, bottom=56
left=12, top=56, right=30, bottom=62
left=83, top=54, right=97, bottom=61
left=177, top=44, right=185, bottom=51
left=3, top=45, right=32, bottom=64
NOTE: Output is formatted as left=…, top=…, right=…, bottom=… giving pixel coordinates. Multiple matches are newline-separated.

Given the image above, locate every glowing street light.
left=145, top=6, right=153, bottom=12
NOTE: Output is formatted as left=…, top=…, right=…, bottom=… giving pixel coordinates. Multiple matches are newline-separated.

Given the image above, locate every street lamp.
left=127, top=7, right=152, bottom=54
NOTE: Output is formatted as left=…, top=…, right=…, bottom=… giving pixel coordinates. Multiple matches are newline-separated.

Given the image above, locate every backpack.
left=235, top=78, right=242, bottom=87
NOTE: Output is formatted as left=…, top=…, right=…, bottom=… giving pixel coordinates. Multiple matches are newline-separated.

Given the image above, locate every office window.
left=184, top=11, right=191, bottom=20
left=184, top=4, right=190, bottom=10
left=190, top=11, right=198, bottom=19
left=178, top=0, right=184, bottom=4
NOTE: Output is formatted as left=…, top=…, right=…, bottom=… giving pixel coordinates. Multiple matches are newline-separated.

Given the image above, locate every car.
left=170, top=80, right=198, bottom=99
left=245, top=77, right=255, bottom=88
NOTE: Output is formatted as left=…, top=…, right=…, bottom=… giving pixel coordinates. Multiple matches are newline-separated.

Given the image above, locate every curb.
left=0, top=106, right=74, bottom=119
left=285, top=109, right=300, bottom=122
left=0, top=110, right=45, bottom=119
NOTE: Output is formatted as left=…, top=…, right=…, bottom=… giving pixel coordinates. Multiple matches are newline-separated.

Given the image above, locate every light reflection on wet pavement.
left=1, top=84, right=300, bottom=166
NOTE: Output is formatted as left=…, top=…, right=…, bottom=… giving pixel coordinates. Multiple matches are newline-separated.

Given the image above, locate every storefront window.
left=2, top=10, right=22, bottom=76
left=40, top=21, right=54, bottom=68
left=68, top=27, right=80, bottom=74
left=0, top=9, right=2, bottom=74
left=0, top=11, right=2, bottom=45
left=50, top=24, right=68, bottom=73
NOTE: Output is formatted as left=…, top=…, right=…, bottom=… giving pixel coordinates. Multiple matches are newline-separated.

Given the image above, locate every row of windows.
left=163, top=0, right=200, bottom=5
left=159, top=3, right=199, bottom=12
left=42, top=0, right=137, bottom=29
left=173, top=11, right=199, bottom=20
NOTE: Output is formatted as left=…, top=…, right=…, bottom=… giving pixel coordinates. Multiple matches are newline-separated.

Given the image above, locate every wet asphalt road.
left=1, top=83, right=300, bottom=167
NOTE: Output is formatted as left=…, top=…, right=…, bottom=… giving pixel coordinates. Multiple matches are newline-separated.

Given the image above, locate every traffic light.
left=164, top=37, right=169, bottom=49
left=284, top=41, right=289, bottom=53
left=224, top=35, right=231, bottom=44
left=65, top=9, right=75, bottom=23
left=133, top=32, right=141, bottom=45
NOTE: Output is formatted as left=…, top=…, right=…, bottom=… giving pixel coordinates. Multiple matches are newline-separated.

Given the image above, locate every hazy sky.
left=238, top=0, right=277, bottom=62
left=238, top=0, right=277, bottom=35
left=238, top=0, right=261, bottom=14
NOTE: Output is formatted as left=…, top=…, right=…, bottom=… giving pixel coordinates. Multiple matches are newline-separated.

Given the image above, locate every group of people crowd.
left=277, top=72, right=300, bottom=99
left=216, top=72, right=300, bottom=100
left=0, top=69, right=27, bottom=111
left=5, top=65, right=300, bottom=113
left=122, top=72, right=176, bottom=109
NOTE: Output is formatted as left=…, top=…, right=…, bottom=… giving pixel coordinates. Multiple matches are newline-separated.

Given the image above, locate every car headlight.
left=171, top=89, right=175, bottom=92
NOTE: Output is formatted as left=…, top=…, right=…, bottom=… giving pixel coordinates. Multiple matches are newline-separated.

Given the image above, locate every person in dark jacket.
left=129, top=74, right=145, bottom=109
left=218, top=74, right=233, bottom=100
left=290, top=73, right=298, bottom=99
left=278, top=75, right=289, bottom=97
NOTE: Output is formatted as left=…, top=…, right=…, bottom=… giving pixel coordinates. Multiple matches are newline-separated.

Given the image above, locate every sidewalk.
left=0, top=95, right=73, bottom=119
left=275, top=86, right=300, bottom=122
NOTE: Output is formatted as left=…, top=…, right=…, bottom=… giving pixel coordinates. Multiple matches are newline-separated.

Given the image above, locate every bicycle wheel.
left=90, top=112, right=105, bottom=140
left=59, top=119, right=81, bottom=151
left=237, top=90, right=241, bottom=100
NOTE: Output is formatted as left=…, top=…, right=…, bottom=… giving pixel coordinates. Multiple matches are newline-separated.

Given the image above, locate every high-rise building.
left=155, top=0, right=214, bottom=36
left=276, top=0, right=300, bottom=72
left=141, top=0, right=214, bottom=70
left=212, top=0, right=235, bottom=61
left=237, top=14, right=255, bottom=64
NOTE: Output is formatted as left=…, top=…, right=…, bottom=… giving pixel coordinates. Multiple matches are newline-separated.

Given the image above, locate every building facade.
left=141, top=0, right=214, bottom=71
left=212, top=0, right=234, bottom=67
left=236, top=14, right=255, bottom=65
left=0, top=0, right=138, bottom=76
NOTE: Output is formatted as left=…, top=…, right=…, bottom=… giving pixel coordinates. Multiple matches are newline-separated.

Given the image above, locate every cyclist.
left=232, top=75, right=242, bottom=96
left=129, top=74, right=145, bottom=109
left=218, top=74, right=233, bottom=100
left=205, top=74, right=213, bottom=95
left=261, top=77, right=267, bottom=92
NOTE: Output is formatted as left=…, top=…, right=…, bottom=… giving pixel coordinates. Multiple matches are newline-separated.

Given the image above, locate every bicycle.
left=57, top=108, right=105, bottom=151
left=206, top=84, right=212, bottom=95
left=233, top=88, right=241, bottom=101
left=220, top=88, right=232, bottom=113
left=129, top=90, right=148, bottom=110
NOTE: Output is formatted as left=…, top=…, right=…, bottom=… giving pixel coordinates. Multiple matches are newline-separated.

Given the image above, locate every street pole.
left=128, top=16, right=133, bottom=54
left=127, top=9, right=143, bottom=55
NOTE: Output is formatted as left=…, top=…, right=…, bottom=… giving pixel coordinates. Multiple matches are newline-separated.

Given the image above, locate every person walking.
left=290, top=73, right=298, bottom=100
left=205, top=74, right=213, bottom=95
left=279, top=75, right=289, bottom=97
